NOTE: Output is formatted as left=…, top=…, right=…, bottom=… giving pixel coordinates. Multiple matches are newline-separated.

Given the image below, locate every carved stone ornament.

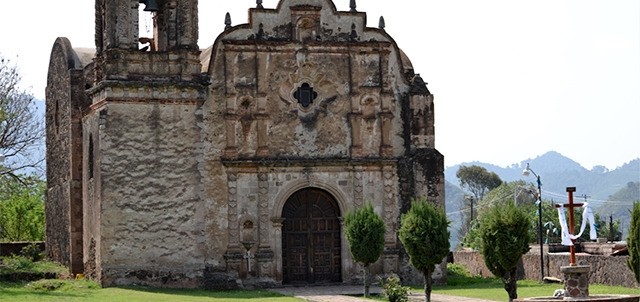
left=279, top=49, right=337, bottom=113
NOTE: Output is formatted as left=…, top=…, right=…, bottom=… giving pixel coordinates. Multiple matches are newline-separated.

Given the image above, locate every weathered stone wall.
left=82, top=110, right=102, bottom=282
left=206, top=45, right=405, bottom=160
left=45, top=38, right=82, bottom=270
left=453, top=249, right=639, bottom=288
left=96, top=101, right=204, bottom=287
left=197, top=0, right=443, bottom=287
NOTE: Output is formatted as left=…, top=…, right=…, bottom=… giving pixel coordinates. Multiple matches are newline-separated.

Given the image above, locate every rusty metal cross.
left=555, top=187, right=583, bottom=265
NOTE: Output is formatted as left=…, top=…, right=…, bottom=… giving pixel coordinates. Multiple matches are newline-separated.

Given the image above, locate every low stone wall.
left=453, top=249, right=639, bottom=288
left=0, top=242, right=45, bottom=257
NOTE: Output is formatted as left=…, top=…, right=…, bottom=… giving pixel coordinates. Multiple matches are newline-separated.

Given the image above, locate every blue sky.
left=1, top=0, right=638, bottom=170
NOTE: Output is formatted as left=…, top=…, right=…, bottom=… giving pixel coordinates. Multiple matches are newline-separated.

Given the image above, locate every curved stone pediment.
left=220, top=0, right=384, bottom=44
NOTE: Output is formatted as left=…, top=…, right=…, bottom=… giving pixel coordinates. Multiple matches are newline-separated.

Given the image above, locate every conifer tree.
left=478, top=202, right=531, bottom=302
left=399, top=198, right=450, bottom=302
left=344, top=202, right=386, bottom=297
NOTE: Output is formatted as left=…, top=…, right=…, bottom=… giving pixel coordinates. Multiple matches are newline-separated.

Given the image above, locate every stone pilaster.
left=258, top=172, right=270, bottom=249
left=227, top=171, right=240, bottom=250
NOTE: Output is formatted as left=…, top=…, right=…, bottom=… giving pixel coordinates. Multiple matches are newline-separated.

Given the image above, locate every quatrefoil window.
left=293, top=83, right=318, bottom=108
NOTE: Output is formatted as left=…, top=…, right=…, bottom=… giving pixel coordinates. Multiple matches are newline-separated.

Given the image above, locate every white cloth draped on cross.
left=556, top=203, right=597, bottom=246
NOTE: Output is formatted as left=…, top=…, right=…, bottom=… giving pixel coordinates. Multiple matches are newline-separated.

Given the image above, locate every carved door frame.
left=281, top=188, right=342, bottom=284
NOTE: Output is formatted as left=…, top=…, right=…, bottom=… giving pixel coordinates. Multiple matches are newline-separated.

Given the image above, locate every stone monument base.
left=562, top=265, right=590, bottom=298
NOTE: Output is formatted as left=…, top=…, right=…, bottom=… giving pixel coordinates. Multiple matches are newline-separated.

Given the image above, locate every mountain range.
left=444, top=151, right=640, bottom=247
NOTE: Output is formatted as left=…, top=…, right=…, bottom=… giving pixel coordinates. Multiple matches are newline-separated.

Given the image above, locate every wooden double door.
left=282, top=188, right=342, bottom=284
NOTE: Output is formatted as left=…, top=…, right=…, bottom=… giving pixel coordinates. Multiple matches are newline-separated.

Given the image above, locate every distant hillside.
left=445, top=180, right=465, bottom=248
left=444, top=151, right=640, bottom=246
left=445, top=151, right=639, bottom=201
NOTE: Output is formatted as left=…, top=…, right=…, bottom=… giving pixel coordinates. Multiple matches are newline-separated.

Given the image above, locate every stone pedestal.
left=561, top=265, right=590, bottom=299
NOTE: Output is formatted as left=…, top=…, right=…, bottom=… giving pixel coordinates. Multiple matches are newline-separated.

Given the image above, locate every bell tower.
left=82, top=0, right=207, bottom=283
left=95, top=0, right=199, bottom=52
left=92, top=0, right=203, bottom=84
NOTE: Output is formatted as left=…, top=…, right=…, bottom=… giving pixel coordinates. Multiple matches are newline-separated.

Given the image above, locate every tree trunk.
left=423, top=268, right=433, bottom=302
left=364, top=264, right=370, bottom=297
left=503, top=269, right=518, bottom=302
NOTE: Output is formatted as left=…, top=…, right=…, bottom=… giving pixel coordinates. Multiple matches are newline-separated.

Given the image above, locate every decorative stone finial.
left=379, top=16, right=386, bottom=30
left=410, top=74, right=431, bottom=95
left=350, top=23, right=358, bottom=41
left=256, top=0, right=263, bottom=9
left=350, top=0, right=357, bottom=12
left=225, top=12, right=232, bottom=30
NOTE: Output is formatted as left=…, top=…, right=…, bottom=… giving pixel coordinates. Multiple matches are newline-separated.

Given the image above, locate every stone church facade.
left=45, top=0, right=445, bottom=288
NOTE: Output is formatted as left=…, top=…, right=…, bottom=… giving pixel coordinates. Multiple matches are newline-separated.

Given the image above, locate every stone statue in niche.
left=296, top=17, right=317, bottom=43
left=242, top=220, right=255, bottom=243
left=237, top=97, right=255, bottom=137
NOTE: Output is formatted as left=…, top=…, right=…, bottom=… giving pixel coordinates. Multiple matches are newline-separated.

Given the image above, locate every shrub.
left=20, top=243, right=44, bottom=262
left=26, top=279, right=101, bottom=291
left=381, top=275, right=409, bottom=302
left=2, top=255, right=34, bottom=271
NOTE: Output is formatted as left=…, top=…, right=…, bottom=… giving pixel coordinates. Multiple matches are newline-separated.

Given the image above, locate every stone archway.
left=281, top=188, right=342, bottom=285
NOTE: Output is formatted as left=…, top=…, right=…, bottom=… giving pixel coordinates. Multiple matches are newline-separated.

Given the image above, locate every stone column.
left=271, top=218, right=284, bottom=281
left=353, top=168, right=364, bottom=208
left=561, top=265, right=590, bottom=298
left=348, top=113, right=362, bottom=157
left=256, top=114, right=269, bottom=157
left=379, top=112, right=393, bottom=157
left=227, top=171, right=240, bottom=250
left=224, top=113, right=238, bottom=158
left=258, top=172, right=270, bottom=249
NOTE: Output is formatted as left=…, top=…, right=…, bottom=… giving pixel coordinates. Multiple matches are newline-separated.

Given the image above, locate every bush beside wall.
left=0, top=242, right=45, bottom=257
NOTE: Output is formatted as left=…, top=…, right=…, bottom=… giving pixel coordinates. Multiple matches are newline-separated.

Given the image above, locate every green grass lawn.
left=430, top=274, right=640, bottom=301
left=0, top=280, right=303, bottom=302
left=1, top=259, right=639, bottom=302
left=2, top=278, right=640, bottom=302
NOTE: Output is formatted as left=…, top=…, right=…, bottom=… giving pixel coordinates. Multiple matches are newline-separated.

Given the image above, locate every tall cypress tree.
left=344, top=202, right=386, bottom=297
left=478, top=202, right=531, bottom=302
left=399, top=198, right=450, bottom=302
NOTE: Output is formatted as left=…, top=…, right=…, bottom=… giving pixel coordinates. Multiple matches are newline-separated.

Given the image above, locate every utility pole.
left=609, top=214, right=614, bottom=242
left=464, top=195, right=476, bottom=235
left=577, top=194, right=591, bottom=204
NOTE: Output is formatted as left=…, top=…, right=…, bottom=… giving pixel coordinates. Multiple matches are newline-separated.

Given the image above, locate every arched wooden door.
left=282, top=188, right=342, bottom=284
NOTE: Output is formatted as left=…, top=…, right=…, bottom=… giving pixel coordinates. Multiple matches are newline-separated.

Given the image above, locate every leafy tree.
left=399, top=198, right=450, bottom=302
left=0, top=54, right=44, bottom=181
left=456, top=165, right=503, bottom=202
left=594, top=213, right=622, bottom=242
left=627, top=202, right=640, bottom=283
left=456, top=165, right=502, bottom=240
left=0, top=175, right=45, bottom=242
left=478, top=202, right=531, bottom=302
left=461, top=181, right=540, bottom=250
left=344, top=202, right=386, bottom=297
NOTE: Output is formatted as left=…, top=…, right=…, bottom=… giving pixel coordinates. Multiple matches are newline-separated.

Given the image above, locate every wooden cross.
left=555, top=187, right=583, bottom=266
left=244, top=250, right=254, bottom=272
